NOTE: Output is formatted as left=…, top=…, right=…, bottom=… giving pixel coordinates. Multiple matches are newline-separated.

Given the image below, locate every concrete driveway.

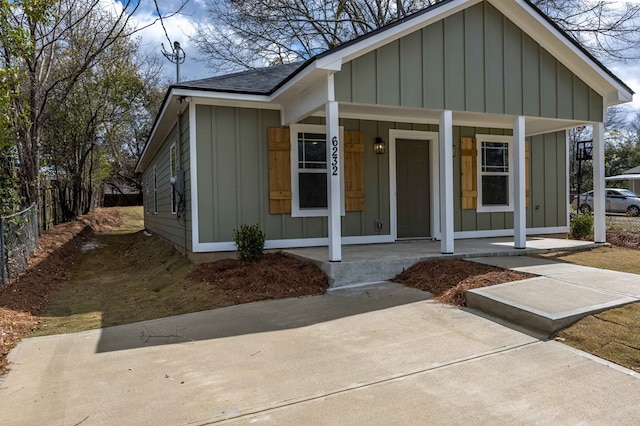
left=1, top=282, right=639, bottom=425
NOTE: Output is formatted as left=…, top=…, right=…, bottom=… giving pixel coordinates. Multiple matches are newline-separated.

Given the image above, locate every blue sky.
left=114, top=0, right=640, bottom=114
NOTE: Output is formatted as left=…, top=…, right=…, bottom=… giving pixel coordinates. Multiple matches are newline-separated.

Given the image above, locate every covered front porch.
left=284, top=236, right=601, bottom=288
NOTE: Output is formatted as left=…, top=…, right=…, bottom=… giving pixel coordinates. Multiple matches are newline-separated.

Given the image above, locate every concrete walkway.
left=1, top=282, right=639, bottom=425
left=467, top=256, right=640, bottom=334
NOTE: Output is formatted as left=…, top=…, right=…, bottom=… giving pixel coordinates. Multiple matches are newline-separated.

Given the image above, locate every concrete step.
left=466, top=277, right=637, bottom=335
left=321, top=257, right=425, bottom=288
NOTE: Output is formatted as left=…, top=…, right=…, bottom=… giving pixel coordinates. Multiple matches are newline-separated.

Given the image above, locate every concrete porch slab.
left=285, top=237, right=601, bottom=288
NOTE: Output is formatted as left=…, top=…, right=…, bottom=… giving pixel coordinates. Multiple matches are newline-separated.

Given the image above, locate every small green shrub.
left=233, top=224, right=266, bottom=262
left=571, top=213, right=594, bottom=240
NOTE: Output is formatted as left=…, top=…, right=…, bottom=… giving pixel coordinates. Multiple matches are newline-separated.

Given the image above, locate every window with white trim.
left=145, top=174, right=150, bottom=214
left=153, top=165, right=158, bottom=214
left=170, top=143, right=177, bottom=214
left=476, top=135, right=513, bottom=213
left=290, top=124, right=344, bottom=217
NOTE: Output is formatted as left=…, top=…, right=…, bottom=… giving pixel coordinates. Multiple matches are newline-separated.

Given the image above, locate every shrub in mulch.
left=392, top=259, right=535, bottom=306
left=607, top=230, right=640, bottom=250
left=188, top=253, right=329, bottom=304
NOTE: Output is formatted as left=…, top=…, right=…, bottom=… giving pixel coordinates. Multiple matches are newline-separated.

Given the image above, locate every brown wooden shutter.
left=268, top=128, right=291, bottom=214
left=461, top=137, right=477, bottom=210
left=525, top=140, right=531, bottom=208
left=344, top=131, right=365, bottom=212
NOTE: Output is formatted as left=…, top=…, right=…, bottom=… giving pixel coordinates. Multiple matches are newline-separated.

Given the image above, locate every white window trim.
left=476, top=134, right=513, bottom=213
left=153, top=165, right=158, bottom=215
left=170, top=143, right=177, bottom=215
left=145, top=174, right=150, bottom=215
left=290, top=123, right=345, bottom=218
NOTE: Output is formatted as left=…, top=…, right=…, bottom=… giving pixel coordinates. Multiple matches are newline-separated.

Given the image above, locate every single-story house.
left=136, top=0, right=633, bottom=261
left=606, top=165, right=640, bottom=193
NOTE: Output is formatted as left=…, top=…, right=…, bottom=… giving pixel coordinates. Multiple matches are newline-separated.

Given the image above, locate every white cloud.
left=609, top=63, right=640, bottom=114
left=108, top=0, right=211, bottom=82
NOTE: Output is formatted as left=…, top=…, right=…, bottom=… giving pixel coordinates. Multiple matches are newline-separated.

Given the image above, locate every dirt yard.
left=2, top=207, right=640, bottom=375
left=1, top=207, right=535, bottom=374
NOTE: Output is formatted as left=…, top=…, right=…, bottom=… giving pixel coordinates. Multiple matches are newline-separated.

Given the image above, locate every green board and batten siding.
left=453, top=127, right=567, bottom=232
left=194, top=106, right=432, bottom=243
left=334, top=1, right=603, bottom=122
left=143, top=111, right=192, bottom=249
left=193, top=104, right=566, bottom=244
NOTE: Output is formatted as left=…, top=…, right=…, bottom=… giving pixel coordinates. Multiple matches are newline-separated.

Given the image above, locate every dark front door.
left=396, top=139, right=430, bottom=238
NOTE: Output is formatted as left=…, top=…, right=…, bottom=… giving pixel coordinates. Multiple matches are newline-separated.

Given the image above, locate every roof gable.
left=331, top=1, right=605, bottom=122
left=277, top=0, right=632, bottom=106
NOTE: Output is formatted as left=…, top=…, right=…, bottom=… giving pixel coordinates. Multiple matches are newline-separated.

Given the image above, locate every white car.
left=571, top=188, right=640, bottom=216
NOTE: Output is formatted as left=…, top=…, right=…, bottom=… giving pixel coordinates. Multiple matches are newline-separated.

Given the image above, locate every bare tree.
left=193, top=0, right=640, bottom=74
left=531, top=0, right=640, bottom=62
left=1, top=0, right=187, bottom=206
left=192, top=0, right=437, bottom=73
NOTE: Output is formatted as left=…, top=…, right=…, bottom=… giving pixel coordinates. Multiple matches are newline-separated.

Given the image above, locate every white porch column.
left=593, top=122, right=606, bottom=243
left=326, top=96, right=342, bottom=261
left=513, top=116, right=526, bottom=249
left=439, top=110, right=454, bottom=254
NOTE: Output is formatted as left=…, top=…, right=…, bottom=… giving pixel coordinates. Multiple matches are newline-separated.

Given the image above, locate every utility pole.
left=162, top=41, right=186, bottom=83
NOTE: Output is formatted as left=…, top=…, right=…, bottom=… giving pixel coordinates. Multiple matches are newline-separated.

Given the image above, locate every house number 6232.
left=331, top=136, right=339, bottom=176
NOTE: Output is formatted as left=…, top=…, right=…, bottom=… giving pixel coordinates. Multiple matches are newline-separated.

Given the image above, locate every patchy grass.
left=541, top=246, right=640, bottom=372
left=31, top=207, right=328, bottom=337
left=31, top=207, right=231, bottom=336
left=540, top=246, right=640, bottom=274
left=556, top=304, right=640, bottom=373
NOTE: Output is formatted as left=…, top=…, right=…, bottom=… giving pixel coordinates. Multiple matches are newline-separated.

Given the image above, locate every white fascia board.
left=491, top=0, right=633, bottom=105
left=172, top=88, right=272, bottom=104
left=270, top=61, right=324, bottom=99
left=136, top=88, right=277, bottom=174
left=136, top=90, right=175, bottom=173
left=281, top=78, right=331, bottom=126
left=187, top=95, right=281, bottom=111
left=317, top=0, right=481, bottom=66
left=605, top=89, right=633, bottom=106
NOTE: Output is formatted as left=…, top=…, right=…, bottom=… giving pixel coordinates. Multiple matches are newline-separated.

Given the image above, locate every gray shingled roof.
left=173, top=62, right=306, bottom=95
left=623, top=166, right=640, bottom=175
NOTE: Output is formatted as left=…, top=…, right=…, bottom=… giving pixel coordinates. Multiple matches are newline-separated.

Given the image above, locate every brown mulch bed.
left=392, top=259, right=535, bottom=306
left=189, top=253, right=329, bottom=304
left=0, top=208, right=122, bottom=372
left=607, top=230, right=640, bottom=250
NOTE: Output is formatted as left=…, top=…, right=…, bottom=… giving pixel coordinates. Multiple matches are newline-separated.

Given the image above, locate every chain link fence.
left=606, top=214, right=640, bottom=232
left=1, top=204, right=39, bottom=289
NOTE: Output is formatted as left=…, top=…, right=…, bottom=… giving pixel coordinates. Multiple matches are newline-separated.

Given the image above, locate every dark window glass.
left=482, top=142, right=509, bottom=173
left=482, top=175, right=508, bottom=205
left=299, top=173, right=327, bottom=209
left=299, top=133, right=326, bottom=169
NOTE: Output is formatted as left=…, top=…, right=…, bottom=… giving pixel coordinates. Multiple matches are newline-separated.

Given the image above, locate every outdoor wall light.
left=374, top=137, right=385, bottom=155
